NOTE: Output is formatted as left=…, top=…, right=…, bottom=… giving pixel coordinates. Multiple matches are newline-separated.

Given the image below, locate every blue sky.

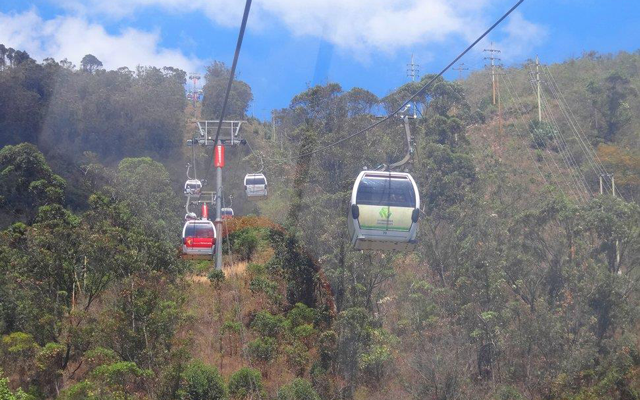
left=1, top=0, right=639, bottom=120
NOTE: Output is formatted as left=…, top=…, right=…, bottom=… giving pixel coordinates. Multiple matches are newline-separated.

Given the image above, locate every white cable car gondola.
left=347, top=171, right=420, bottom=251
left=182, top=219, right=216, bottom=260
left=184, top=179, right=202, bottom=196
left=244, top=173, right=267, bottom=200
left=221, top=208, right=234, bottom=220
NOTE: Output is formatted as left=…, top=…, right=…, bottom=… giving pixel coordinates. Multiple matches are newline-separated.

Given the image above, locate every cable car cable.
left=204, top=0, right=253, bottom=183
left=265, top=0, right=525, bottom=162
left=245, top=140, right=265, bottom=173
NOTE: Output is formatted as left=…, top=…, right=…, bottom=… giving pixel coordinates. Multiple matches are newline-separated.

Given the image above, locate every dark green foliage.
left=287, top=303, right=317, bottom=328
left=419, top=142, right=477, bottom=214
left=80, top=54, right=103, bottom=73
left=0, top=370, right=32, bottom=400
left=180, top=361, right=227, bottom=400
left=250, top=311, right=286, bottom=338
left=267, top=230, right=319, bottom=309
left=202, top=61, right=253, bottom=120
left=249, top=276, right=282, bottom=304
left=231, top=229, right=259, bottom=261
left=529, top=120, right=556, bottom=149
left=0, top=44, right=639, bottom=400
left=0, top=144, right=65, bottom=225
left=246, top=263, right=266, bottom=278
left=227, top=367, right=263, bottom=399
left=276, top=378, right=320, bottom=400
left=284, top=342, right=310, bottom=376
left=208, top=269, right=226, bottom=288
left=587, top=71, right=638, bottom=143
left=246, top=337, right=277, bottom=364
left=494, top=386, right=525, bottom=400
left=0, top=53, right=186, bottom=161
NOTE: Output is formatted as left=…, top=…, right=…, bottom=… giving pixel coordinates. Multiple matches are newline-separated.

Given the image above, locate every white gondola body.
left=244, top=174, right=268, bottom=200
left=347, top=171, right=420, bottom=251
left=221, top=208, right=234, bottom=219
left=184, top=179, right=203, bottom=197
left=182, top=219, right=216, bottom=260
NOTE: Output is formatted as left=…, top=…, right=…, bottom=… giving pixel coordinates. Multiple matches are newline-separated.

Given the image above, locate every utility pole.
left=407, top=54, right=419, bottom=118
left=599, top=173, right=615, bottom=195
left=188, top=73, right=201, bottom=110
left=600, top=173, right=621, bottom=273
left=191, top=120, right=246, bottom=271
left=497, top=65, right=503, bottom=135
left=453, top=63, right=469, bottom=80
left=215, top=147, right=223, bottom=271
left=484, top=43, right=501, bottom=105
left=536, top=56, right=542, bottom=123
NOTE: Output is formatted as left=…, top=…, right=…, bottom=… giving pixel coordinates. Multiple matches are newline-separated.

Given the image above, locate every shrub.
left=58, top=381, right=96, bottom=400
left=208, top=269, right=226, bottom=288
left=180, top=361, right=227, bottom=400
left=228, top=367, right=263, bottom=399
left=494, top=385, right=525, bottom=400
left=246, top=337, right=277, bottom=364
left=232, top=229, right=259, bottom=261
left=318, top=331, right=338, bottom=368
left=246, top=263, right=266, bottom=278
left=84, top=347, right=120, bottom=370
left=91, top=361, right=151, bottom=388
left=249, top=277, right=281, bottom=304
left=292, top=324, right=316, bottom=343
left=276, top=378, right=320, bottom=400
left=0, top=370, right=33, bottom=400
left=285, top=342, right=310, bottom=376
left=287, top=303, right=316, bottom=328
left=250, top=311, right=286, bottom=338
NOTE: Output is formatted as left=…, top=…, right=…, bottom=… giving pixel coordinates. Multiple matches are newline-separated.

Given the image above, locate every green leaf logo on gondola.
left=379, top=207, right=392, bottom=219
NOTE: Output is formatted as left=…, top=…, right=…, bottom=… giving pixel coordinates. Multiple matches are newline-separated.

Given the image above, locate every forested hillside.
left=0, top=46, right=638, bottom=400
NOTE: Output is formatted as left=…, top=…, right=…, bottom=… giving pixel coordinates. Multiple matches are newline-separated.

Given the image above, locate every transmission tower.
left=406, top=54, right=420, bottom=118
left=188, top=72, right=201, bottom=108
left=453, top=63, right=469, bottom=80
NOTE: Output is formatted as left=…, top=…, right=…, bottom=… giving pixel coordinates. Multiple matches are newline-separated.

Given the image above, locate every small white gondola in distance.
left=221, top=208, right=234, bottom=220
left=181, top=219, right=216, bottom=260
left=347, top=171, right=420, bottom=251
left=184, top=179, right=202, bottom=196
left=244, top=173, right=267, bottom=200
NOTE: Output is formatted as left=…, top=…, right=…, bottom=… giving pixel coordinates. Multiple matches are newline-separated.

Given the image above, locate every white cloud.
left=0, top=9, right=201, bottom=71
left=257, top=0, right=486, bottom=53
left=491, top=11, right=549, bottom=61
left=51, top=0, right=545, bottom=57
left=1, top=2, right=546, bottom=68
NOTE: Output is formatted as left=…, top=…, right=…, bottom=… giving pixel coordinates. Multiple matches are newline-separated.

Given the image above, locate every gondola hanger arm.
left=388, top=115, right=413, bottom=170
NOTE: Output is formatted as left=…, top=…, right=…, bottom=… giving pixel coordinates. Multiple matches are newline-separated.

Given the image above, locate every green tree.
left=587, top=71, right=638, bottom=143
left=180, top=361, right=227, bottom=400
left=80, top=54, right=103, bottom=74
left=276, top=378, right=320, bottom=400
left=202, top=61, right=253, bottom=119
left=228, top=367, right=263, bottom=399
left=0, top=144, right=65, bottom=224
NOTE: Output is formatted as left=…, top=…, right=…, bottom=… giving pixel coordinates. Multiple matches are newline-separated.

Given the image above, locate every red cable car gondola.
left=182, top=203, right=216, bottom=260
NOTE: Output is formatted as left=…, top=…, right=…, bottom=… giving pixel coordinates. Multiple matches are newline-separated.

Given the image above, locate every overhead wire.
left=244, top=140, right=265, bottom=173
left=501, top=70, right=578, bottom=201
left=264, top=0, right=526, bottom=162
left=537, top=66, right=605, bottom=190
left=536, top=79, right=591, bottom=202
left=542, top=65, right=627, bottom=200
left=204, top=0, right=253, bottom=184
left=527, top=65, right=592, bottom=200
left=499, top=70, right=555, bottom=188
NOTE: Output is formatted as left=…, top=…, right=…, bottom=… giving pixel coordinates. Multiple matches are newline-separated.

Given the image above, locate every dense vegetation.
left=0, top=46, right=638, bottom=400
